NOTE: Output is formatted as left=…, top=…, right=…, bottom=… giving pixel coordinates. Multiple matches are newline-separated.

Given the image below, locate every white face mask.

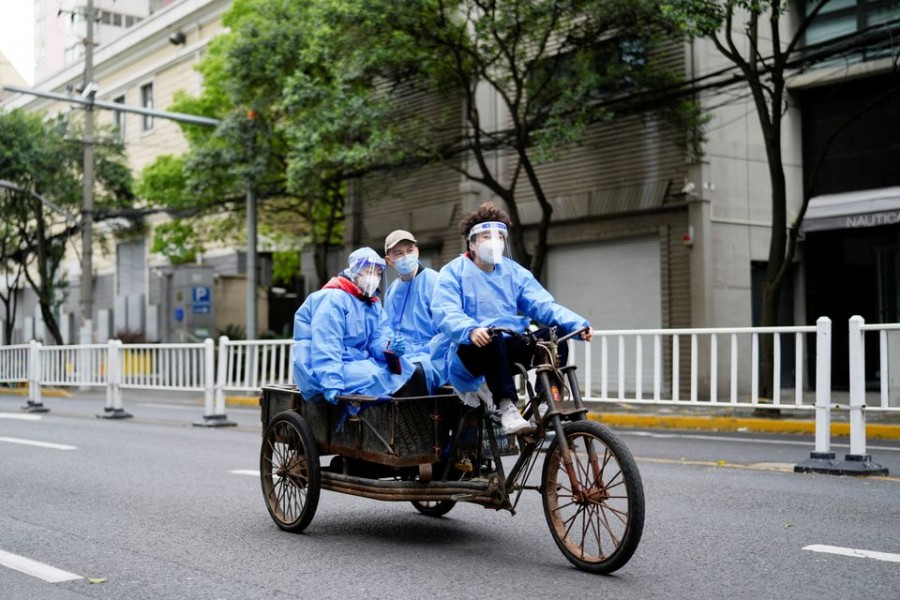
left=392, top=253, right=419, bottom=276
left=476, top=238, right=505, bottom=265
left=357, top=274, right=380, bottom=296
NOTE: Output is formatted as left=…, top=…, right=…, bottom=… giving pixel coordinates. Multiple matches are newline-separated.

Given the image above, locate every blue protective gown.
left=383, top=267, right=448, bottom=391
left=432, top=255, right=590, bottom=392
left=292, top=286, right=415, bottom=400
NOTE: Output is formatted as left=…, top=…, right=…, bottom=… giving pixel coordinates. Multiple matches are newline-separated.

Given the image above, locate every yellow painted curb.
left=588, top=413, right=900, bottom=440
left=226, top=395, right=260, bottom=407
left=0, top=387, right=72, bottom=398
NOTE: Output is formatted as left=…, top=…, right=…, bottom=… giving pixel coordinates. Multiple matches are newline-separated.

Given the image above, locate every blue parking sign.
left=192, top=286, right=211, bottom=303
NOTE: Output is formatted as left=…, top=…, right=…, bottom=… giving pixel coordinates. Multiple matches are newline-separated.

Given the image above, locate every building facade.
left=2, top=1, right=898, bottom=400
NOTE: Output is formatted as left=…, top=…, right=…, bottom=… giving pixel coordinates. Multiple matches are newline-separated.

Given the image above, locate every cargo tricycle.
left=258, top=326, right=644, bottom=573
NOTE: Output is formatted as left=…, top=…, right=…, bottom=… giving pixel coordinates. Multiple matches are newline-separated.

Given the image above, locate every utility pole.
left=79, top=0, right=96, bottom=345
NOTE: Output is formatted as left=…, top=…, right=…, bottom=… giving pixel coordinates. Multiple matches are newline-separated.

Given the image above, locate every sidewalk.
left=586, top=402, right=900, bottom=440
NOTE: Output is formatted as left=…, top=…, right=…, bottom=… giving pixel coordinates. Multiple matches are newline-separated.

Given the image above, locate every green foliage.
left=0, top=108, right=135, bottom=344
left=150, top=221, right=202, bottom=265
left=272, top=250, right=300, bottom=287
left=136, top=155, right=187, bottom=207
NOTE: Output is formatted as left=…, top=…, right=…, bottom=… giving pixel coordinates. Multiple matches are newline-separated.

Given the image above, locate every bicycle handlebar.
left=557, top=325, right=591, bottom=344
left=487, top=324, right=591, bottom=344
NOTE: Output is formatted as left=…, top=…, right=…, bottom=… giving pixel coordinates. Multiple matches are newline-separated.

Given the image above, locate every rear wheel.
left=541, top=420, right=644, bottom=574
left=410, top=500, right=456, bottom=517
left=260, top=411, right=320, bottom=532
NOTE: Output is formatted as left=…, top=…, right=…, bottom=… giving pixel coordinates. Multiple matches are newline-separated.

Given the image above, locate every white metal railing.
left=847, top=317, right=900, bottom=458
left=0, top=343, right=30, bottom=384
left=2, top=317, right=897, bottom=455
left=217, top=337, right=293, bottom=392
left=39, top=344, right=108, bottom=386
left=571, top=323, right=820, bottom=409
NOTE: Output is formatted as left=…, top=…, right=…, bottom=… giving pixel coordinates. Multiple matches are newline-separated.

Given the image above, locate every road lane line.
left=0, top=413, right=42, bottom=421
left=0, top=437, right=77, bottom=450
left=803, top=544, right=900, bottom=563
left=0, top=549, right=82, bottom=583
left=230, top=469, right=260, bottom=477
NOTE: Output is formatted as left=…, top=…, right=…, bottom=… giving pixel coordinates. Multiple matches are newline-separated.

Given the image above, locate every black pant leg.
left=456, top=337, right=520, bottom=401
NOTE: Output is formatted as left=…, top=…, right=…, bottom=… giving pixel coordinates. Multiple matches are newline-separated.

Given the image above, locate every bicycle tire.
left=541, top=420, right=644, bottom=574
left=260, top=411, right=321, bottom=533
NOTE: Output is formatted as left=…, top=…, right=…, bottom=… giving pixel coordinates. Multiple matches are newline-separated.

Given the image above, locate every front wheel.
left=541, top=420, right=644, bottom=574
left=260, top=411, right=321, bottom=532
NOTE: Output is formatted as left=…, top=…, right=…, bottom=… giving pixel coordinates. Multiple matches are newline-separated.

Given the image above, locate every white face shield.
left=347, top=251, right=387, bottom=297
left=468, top=221, right=512, bottom=266
left=355, top=265, right=384, bottom=297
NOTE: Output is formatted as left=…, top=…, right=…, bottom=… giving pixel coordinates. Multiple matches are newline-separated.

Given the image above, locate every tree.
left=700, top=1, right=900, bottom=394
left=0, top=109, right=135, bottom=344
left=138, top=0, right=344, bottom=288
left=278, top=0, right=713, bottom=276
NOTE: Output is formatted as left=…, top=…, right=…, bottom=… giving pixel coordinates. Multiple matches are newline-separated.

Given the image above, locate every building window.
left=140, top=83, right=154, bottom=131
left=803, top=0, right=900, bottom=63
left=113, top=95, right=126, bottom=139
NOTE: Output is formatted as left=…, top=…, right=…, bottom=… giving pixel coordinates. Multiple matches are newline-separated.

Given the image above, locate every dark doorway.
left=804, top=225, right=900, bottom=388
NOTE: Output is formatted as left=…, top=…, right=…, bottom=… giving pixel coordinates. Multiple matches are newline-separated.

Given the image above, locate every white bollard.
left=100, top=340, right=132, bottom=419
left=23, top=340, right=48, bottom=413
left=193, top=337, right=236, bottom=427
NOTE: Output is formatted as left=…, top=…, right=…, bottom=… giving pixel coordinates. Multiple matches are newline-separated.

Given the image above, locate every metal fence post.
left=833, top=316, right=888, bottom=475
left=22, top=340, right=49, bottom=413
left=795, top=317, right=834, bottom=473
left=101, top=339, right=132, bottom=419
left=193, top=337, right=236, bottom=427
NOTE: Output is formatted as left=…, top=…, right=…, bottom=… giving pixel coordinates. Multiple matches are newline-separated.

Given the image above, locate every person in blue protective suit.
left=382, top=229, right=449, bottom=392
left=292, top=247, right=428, bottom=403
left=432, top=202, right=593, bottom=434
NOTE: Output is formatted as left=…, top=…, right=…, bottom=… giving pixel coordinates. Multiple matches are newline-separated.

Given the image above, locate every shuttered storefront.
left=546, top=236, right=662, bottom=397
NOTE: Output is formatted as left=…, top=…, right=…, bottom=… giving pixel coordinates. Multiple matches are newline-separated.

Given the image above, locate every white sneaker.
left=499, top=402, right=533, bottom=435
left=529, top=402, right=549, bottom=426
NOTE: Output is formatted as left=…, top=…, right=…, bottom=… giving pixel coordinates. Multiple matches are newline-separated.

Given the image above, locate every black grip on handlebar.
left=557, top=325, right=591, bottom=343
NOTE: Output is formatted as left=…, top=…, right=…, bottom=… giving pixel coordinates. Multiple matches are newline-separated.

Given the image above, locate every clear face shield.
left=468, top=221, right=513, bottom=267
left=350, top=256, right=386, bottom=297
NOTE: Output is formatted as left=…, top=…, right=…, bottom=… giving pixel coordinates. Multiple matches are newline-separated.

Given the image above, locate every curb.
left=587, top=412, right=900, bottom=441
left=226, top=395, right=260, bottom=407
left=0, top=388, right=73, bottom=398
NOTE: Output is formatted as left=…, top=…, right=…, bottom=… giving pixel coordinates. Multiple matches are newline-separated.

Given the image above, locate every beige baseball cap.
left=384, top=229, right=418, bottom=254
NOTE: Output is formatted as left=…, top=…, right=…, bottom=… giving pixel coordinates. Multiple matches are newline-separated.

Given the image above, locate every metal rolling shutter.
left=545, top=236, right=662, bottom=397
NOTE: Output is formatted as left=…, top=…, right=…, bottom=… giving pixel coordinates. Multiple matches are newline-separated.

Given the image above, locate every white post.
left=214, top=336, right=229, bottom=415
left=24, top=340, right=48, bottom=412
left=193, top=337, right=236, bottom=427
left=100, top=340, right=131, bottom=419
left=104, top=339, right=115, bottom=412
left=814, top=317, right=832, bottom=455
left=847, top=316, right=866, bottom=457
left=203, top=338, right=216, bottom=417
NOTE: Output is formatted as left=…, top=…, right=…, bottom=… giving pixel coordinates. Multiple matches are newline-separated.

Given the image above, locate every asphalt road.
left=1, top=393, right=898, bottom=600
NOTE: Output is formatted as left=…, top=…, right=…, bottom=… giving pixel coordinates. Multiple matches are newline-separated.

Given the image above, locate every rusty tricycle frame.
left=258, top=326, right=644, bottom=574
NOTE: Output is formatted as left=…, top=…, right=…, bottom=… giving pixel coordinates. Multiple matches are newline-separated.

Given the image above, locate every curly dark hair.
left=458, top=201, right=512, bottom=238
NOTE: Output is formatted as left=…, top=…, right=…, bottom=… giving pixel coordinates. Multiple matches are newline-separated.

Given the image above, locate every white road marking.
left=0, top=549, right=82, bottom=583
left=0, top=413, right=42, bottom=421
left=230, top=469, right=260, bottom=477
left=620, top=430, right=900, bottom=452
left=803, top=544, right=900, bottom=563
left=0, top=437, right=77, bottom=450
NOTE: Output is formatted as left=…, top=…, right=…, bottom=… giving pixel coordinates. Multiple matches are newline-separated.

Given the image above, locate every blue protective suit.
left=383, top=266, right=449, bottom=391
left=292, top=284, right=415, bottom=400
left=432, top=255, right=589, bottom=392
